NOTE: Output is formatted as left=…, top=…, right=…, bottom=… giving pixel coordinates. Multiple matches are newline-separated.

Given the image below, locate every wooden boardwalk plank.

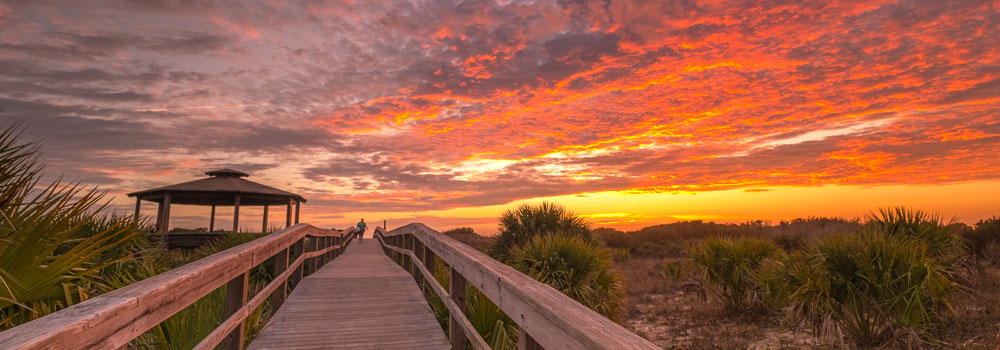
left=248, top=239, right=449, bottom=350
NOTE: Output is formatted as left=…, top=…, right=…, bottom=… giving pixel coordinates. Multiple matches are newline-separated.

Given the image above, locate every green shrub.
left=662, top=261, right=691, bottom=282
left=689, top=237, right=776, bottom=313
left=488, top=202, right=591, bottom=263
left=609, top=247, right=631, bottom=263
left=509, top=234, right=622, bottom=321
left=467, top=288, right=517, bottom=350
left=785, top=230, right=958, bottom=347
left=864, top=207, right=962, bottom=260
left=0, top=123, right=145, bottom=328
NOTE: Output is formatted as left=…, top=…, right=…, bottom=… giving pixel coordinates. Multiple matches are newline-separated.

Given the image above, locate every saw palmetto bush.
left=509, top=233, right=622, bottom=321
left=783, top=208, right=961, bottom=348
left=0, top=123, right=143, bottom=328
left=488, top=202, right=591, bottom=263
left=467, top=288, right=518, bottom=350
left=864, top=207, right=963, bottom=260
left=427, top=256, right=518, bottom=348
left=689, top=237, right=777, bottom=313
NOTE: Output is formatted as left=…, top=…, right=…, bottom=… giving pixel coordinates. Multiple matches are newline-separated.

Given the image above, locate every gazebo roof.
left=127, top=169, right=306, bottom=206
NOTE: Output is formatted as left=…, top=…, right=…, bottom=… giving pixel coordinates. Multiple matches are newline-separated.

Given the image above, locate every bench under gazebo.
left=128, top=169, right=306, bottom=249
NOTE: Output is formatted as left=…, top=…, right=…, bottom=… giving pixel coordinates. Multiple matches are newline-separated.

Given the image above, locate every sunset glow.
left=1, top=0, right=997, bottom=233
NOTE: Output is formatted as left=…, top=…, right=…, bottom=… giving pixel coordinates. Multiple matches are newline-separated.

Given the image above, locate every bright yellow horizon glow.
left=317, top=180, right=1000, bottom=235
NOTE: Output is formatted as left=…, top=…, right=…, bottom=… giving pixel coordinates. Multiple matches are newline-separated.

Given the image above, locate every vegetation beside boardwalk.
left=447, top=207, right=1000, bottom=349
left=0, top=122, right=277, bottom=347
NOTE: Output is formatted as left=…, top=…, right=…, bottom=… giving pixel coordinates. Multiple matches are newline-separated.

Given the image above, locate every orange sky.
left=1, top=0, right=998, bottom=233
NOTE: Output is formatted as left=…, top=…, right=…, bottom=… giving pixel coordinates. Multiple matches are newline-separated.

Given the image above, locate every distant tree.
left=441, top=227, right=493, bottom=252
left=487, top=202, right=590, bottom=262
left=962, top=215, right=1000, bottom=262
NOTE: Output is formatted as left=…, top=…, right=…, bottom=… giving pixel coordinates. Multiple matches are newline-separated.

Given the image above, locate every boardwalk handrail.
left=0, top=223, right=353, bottom=350
left=375, top=223, right=659, bottom=350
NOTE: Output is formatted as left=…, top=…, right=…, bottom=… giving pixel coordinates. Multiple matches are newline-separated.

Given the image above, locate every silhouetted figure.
left=356, top=218, right=367, bottom=243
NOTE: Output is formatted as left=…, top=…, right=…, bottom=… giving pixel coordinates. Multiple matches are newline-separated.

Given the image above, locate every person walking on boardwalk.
left=356, top=218, right=367, bottom=243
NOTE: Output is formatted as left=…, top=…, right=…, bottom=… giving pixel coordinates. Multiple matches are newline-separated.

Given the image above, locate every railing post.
left=518, top=327, right=543, bottom=350
left=308, top=236, right=319, bottom=274
left=413, top=239, right=424, bottom=290
left=424, top=244, right=436, bottom=298
left=450, top=267, right=467, bottom=349
left=403, top=234, right=413, bottom=273
left=222, top=271, right=248, bottom=350
left=270, top=247, right=289, bottom=310
left=328, top=236, right=334, bottom=262
left=317, top=236, right=326, bottom=267
left=291, top=238, right=304, bottom=288
left=323, top=236, right=331, bottom=264
left=334, top=236, right=341, bottom=258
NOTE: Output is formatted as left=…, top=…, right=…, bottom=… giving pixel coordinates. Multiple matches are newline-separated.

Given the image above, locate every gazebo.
left=128, top=169, right=306, bottom=245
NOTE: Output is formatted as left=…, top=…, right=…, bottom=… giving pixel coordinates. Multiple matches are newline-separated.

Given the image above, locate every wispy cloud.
left=0, top=0, right=997, bottom=228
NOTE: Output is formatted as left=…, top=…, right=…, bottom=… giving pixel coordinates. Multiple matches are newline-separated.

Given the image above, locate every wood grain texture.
left=248, top=239, right=449, bottom=350
left=379, top=224, right=660, bottom=350
left=0, top=223, right=340, bottom=350
left=377, top=237, right=490, bottom=350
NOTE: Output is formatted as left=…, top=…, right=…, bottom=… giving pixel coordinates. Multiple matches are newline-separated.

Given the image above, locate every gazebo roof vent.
left=205, top=168, right=250, bottom=178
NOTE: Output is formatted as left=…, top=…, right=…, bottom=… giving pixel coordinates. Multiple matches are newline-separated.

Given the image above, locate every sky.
left=0, top=0, right=998, bottom=234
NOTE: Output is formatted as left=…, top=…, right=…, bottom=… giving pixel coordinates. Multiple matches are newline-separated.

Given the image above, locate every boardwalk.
left=0, top=224, right=659, bottom=350
left=248, top=237, right=450, bottom=350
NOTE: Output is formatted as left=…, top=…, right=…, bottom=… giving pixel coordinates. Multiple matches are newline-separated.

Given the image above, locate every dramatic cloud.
left=0, top=0, right=997, bottom=229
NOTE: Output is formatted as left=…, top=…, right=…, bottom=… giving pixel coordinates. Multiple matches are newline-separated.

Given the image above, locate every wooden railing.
left=374, top=223, right=659, bottom=350
left=0, top=223, right=353, bottom=350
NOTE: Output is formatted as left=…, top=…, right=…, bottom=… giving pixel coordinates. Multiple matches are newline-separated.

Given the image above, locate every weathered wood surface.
left=0, top=223, right=341, bottom=350
left=379, top=224, right=660, bottom=350
left=378, top=240, right=490, bottom=350
left=248, top=239, right=449, bottom=350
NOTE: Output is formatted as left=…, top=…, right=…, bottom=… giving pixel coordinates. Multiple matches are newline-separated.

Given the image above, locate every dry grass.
left=616, top=257, right=1000, bottom=350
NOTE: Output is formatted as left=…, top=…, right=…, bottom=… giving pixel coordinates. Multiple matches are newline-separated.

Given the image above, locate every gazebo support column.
left=233, top=194, right=241, bottom=232
left=155, top=201, right=163, bottom=231
left=133, top=196, right=142, bottom=221
left=159, top=193, right=172, bottom=239
left=294, top=201, right=300, bottom=224
left=285, top=199, right=293, bottom=227
left=210, top=204, right=216, bottom=232
left=262, top=205, right=269, bottom=233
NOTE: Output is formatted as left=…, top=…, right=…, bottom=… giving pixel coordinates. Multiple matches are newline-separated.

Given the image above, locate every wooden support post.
left=333, top=236, right=340, bottom=258
left=291, top=238, right=304, bottom=288
left=160, top=193, right=171, bottom=238
left=155, top=201, right=163, bottom=232
left=262, top=205, right=269, bottom=233
left=450, top=267, right=468, bottom=350
left=326, top=237, right=334, bottom=262
left=285, top=199, right=293, bottom=227
left=133, top=196, right=141, bottom=221
left=413, top=240, right=424, bottom=293
left=294, top=201, right=300, bottom=224
left=424, top=245, right=436, bottom=298
left=232, top=194, right=240, bottom=232
left=403, top=235, right=412, bottom=273
left=209, top=204, right=216, bottom=232
left=223, top=271, right=248, bottom=350
left=518, top=327, right=543, bottom=350
left=270, top=247, right=289, bottom=310
left=308, top=237, right=318, bottom=275
left=319, top=237, right=327, bottom=266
